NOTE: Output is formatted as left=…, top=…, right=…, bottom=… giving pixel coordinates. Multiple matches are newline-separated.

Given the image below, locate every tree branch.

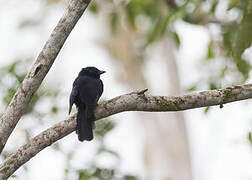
left=1, top=84, right=252, bottom=179
left=0, top=0, right=91, bottom=154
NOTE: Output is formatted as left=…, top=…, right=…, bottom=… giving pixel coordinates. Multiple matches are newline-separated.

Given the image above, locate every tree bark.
left=0, top=84, right=252, bottom=179
left=0, top=0, right=91, bottom=154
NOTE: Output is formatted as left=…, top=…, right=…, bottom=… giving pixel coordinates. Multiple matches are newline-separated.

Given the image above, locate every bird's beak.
left=99, top=71, right=106, bottom=75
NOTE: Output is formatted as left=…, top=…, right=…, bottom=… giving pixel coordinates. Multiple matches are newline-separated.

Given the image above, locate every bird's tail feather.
left=77, top=106, right=94, bottom=141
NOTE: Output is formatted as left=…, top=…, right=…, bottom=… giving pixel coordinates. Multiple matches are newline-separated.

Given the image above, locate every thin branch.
left=0, top=0, right=91, bottom=154
left=1, top=84, right=252, bottom=179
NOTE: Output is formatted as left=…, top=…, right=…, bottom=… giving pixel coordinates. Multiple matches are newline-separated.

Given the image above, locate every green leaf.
left=172, top=31, right=181, bottom=48
left=89, top=2, right=99, bottom=14
left=206, top=42, right=214, bottom=60
left=51, top=106, right=58, bottom=114
left=222, top=23, right=237, bottom=56
left=147, top=15, right=169, bottom=44
left=124, top=175, right=139, bottom=180
left=110, top=11, right=119, bottom=34
left=209, top=82, right=219, bottom=90
left=126, top=0, right=158, bottom=28
left=232, top=13, right=252, bottom=61
left=204, top=106, right=210, bottom=114
left=94, top=119, right=115, bottom=138
left=78, top=171, right=86, bottom=180
left=3, top=88, right=16, bottom=105
left=210, top=0, right=218, bottom=13
left=228, top=0, right=239, bottom=10
left=186, top=85, right=197, bottom=92
left=248, top=132, right=252, bottom=144
left=222, top=2, right=252, bottom=79
left=236, top=58, right=250, bottom=79
left=16, top=74, right=26, bottom=83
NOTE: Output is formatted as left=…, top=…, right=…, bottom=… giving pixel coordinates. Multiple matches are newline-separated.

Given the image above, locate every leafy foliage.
left=222, top=1, right=252, bottom=79
left=90, top=0, right=252, bottom=82
left=0, top=59, right=59, bottom=115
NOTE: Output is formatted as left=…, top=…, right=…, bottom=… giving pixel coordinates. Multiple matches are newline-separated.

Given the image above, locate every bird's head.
left=79, top=66, right=106, bottom=78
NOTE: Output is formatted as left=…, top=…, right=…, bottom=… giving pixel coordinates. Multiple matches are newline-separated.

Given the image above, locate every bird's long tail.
left=76, top=105, right=94, bottom=141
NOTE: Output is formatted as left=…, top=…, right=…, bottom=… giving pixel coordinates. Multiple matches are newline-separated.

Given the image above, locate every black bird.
left=69, top=67, right=105, bottom=141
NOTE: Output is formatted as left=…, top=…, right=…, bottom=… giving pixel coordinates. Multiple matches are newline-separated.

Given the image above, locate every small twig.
left=137, top=88, right=148, bottom=95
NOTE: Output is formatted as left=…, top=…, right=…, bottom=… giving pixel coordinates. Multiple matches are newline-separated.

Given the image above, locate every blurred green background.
left=0, top=0, right=252, bottom=179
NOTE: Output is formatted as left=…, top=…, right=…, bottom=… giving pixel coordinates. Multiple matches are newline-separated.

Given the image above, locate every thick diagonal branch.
left=1, top=84, right=252, bottom=179
left=0, top=0, right=91, bottom=154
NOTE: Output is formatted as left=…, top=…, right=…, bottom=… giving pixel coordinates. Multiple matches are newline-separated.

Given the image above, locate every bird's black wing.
left=95, top=79, right=104, bottom=103
left=69, top=78, right=79, bottom=115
